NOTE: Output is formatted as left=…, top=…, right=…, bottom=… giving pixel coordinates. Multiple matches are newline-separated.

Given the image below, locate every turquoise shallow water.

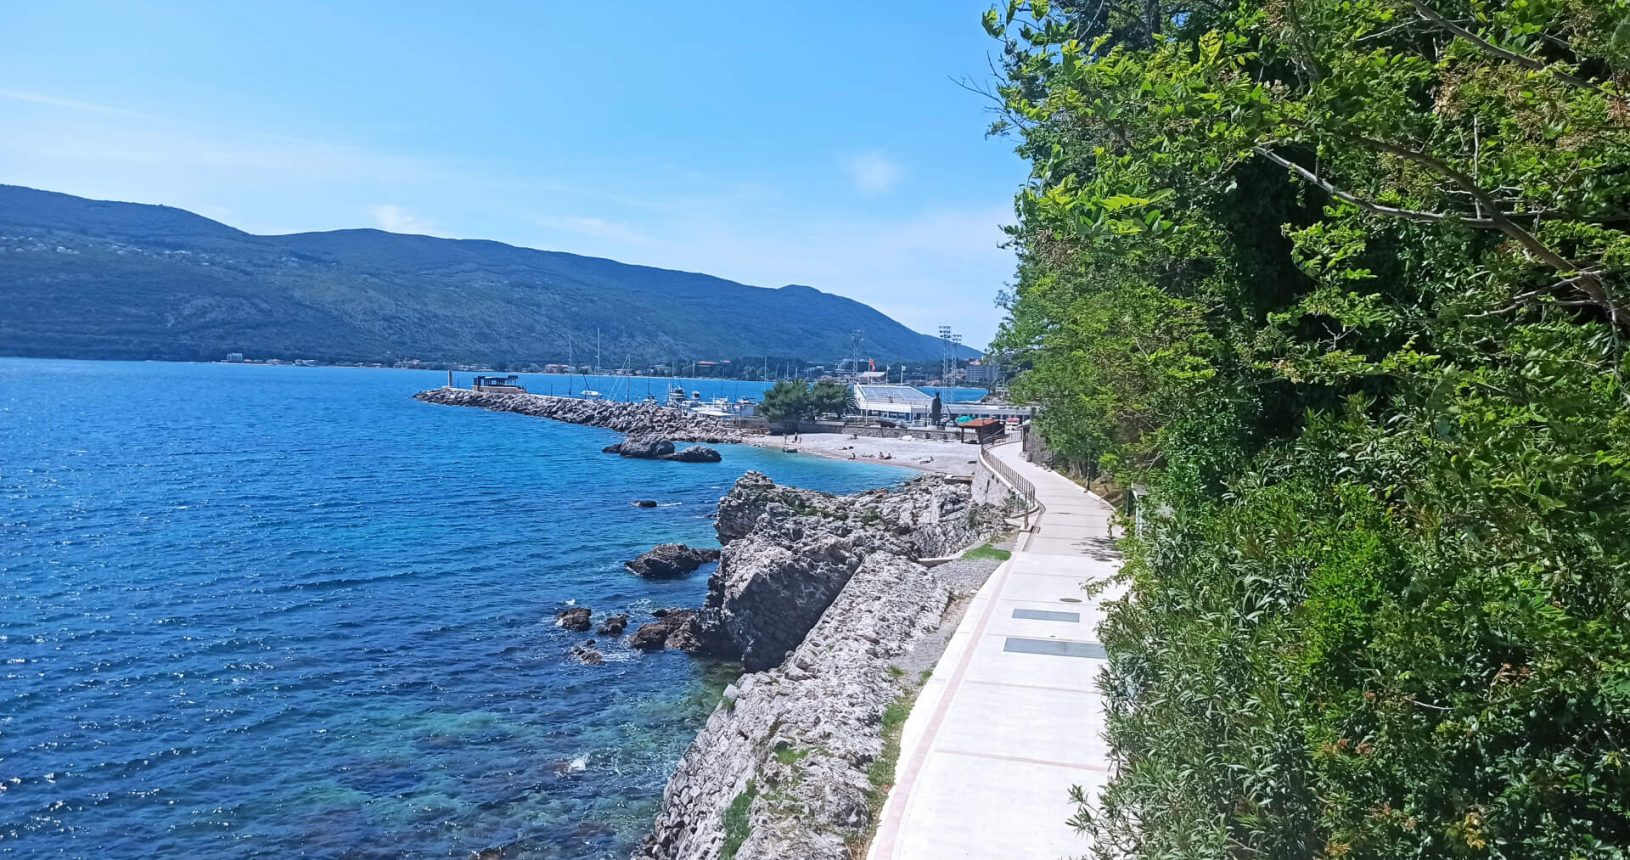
left=0, top=359, right=910, bottom=859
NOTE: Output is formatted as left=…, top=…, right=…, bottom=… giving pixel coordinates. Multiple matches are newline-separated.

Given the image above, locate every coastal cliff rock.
left=684, top=472, right=1000, bottom=670
left=714, top=471, right=992, bottom=558
left=626, top=544, right=722, bottom=579
left=633, top=553, right=952, bottom=860
left=414, top=388, right=745, bottom=443
left=632, top=472, right=1002, bottom=859
left=701, top=535, right=861, bottom=672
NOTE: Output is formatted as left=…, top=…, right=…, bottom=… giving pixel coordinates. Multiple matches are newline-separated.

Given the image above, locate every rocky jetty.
left=626, top=544, right=722, bottom=579
left=632, top=472, right=1001, bottom=860
left=604, top=434, right=725, bottom=463
left=414, top=388, right=744, bottom=443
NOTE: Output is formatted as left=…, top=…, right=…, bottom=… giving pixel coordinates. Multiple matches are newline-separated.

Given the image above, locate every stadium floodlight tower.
left=938, top=326, right=962, bottom=385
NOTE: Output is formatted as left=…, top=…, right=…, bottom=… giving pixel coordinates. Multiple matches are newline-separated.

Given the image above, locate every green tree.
left=987, top=0, right=1630, bottom=855
left=808, top=380, right=856, bottom=419
left=758, top=380, right=812, bottom=435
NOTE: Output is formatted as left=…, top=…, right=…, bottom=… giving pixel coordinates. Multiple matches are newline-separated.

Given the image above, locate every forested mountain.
left=989, top=0, right=1629, bottom=856
left=0, top=185, right=974, bottom=365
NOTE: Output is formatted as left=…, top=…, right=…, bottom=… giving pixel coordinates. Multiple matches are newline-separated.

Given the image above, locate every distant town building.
left=224, top=352, right=244, bottom=363
left=963, top=359, right=999, bottom=385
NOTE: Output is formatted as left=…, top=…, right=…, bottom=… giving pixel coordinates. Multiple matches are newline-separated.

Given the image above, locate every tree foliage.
left=809, top=380, right=857, bottom=418
left=989, top=0, right=1630, bottom=855
left=758, top=380, right=813, bottom=433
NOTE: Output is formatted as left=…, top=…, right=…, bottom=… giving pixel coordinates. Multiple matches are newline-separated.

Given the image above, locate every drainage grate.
left=1012, top=608, right=1081, bottom=623
left=1004, top=637, right=1107, bottom=659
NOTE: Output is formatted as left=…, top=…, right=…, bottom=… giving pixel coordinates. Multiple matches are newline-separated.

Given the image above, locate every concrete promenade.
left=868, top=441, right=1122, bottom=860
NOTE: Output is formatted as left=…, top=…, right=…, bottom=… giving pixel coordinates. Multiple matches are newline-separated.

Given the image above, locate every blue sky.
left=1, top=2, right=1024, bottom=348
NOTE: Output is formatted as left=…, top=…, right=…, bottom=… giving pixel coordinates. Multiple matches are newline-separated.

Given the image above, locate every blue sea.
left=0, top=359, right=916, bottom=859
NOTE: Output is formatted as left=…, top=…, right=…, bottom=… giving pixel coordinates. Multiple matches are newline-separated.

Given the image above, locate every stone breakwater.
left=412, top=387, right=746, bottom=443
left=633, top=472, right=1001, bottom=860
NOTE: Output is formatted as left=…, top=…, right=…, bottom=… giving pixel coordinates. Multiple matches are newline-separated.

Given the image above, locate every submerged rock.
left=664, top=445, right=722, bottom=463
left=633, top=499, right=659, bottom=508
left=596, top=613, right=629, bottom=636
left=626, top=544, right=721, bottom=579
left=555, top=607, right=592, bottom=632
left=569, top=641, right=604, bottom=665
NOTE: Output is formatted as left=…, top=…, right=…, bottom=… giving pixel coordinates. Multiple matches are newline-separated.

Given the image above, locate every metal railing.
left=980, top=436, right=1042, bottom=531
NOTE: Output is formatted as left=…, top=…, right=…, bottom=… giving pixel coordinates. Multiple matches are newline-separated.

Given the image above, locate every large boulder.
left=629, top=610, right=699, bottom=651
left=628, top=609, right=732, bottom=654
left=555, top=607, right=592, bottom=632
left=604, top=435, right=676, bottom=458
left=626, top=544, right=722, bottom=578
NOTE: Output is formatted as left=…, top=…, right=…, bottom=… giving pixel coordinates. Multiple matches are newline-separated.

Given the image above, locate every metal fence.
left=980, top=436, right=1042, bottom=529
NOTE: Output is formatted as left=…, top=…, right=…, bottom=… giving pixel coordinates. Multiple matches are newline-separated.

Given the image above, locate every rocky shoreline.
left=413, top=387, right=746, bottom=443
left=631, top=472, right=1003, bottom=859
left=415, top=384, right=1010, bottom=856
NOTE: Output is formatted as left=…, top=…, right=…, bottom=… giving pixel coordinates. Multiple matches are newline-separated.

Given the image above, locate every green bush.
left=721, top=779, right=758, bottom=860
left=985, top=0, right=1630, bottom=855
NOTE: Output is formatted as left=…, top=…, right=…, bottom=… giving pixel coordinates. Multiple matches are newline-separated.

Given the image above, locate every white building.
left=853, top=385, right=935, bottom=422
left=851, top=384, right=1035, bottom=425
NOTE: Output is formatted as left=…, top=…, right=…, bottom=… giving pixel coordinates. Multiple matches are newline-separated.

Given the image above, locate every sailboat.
left=580, top=329, right=604, bottom=398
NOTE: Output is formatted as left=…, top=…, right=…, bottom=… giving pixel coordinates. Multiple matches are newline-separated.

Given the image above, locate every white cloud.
left=842, top=151, right=905, bottom=195
left=534, top=215, right=649, bottom=245
left=0, top=88, right=148, bottom=118
left=367, top=204, right=438, bottom=235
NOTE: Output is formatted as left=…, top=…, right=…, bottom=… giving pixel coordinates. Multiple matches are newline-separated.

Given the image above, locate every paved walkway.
left=869, top=441, right=1122, bottom=860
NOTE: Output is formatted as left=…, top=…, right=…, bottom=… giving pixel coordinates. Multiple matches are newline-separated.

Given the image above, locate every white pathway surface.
left=869, top=441, right=1122, bottom=860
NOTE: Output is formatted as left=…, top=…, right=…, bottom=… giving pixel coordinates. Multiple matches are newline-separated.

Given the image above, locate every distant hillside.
left=0, top=185, right=978, bottom=366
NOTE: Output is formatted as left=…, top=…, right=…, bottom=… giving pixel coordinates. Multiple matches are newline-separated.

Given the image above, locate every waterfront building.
left=471, top=374, right=528, bottom=394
